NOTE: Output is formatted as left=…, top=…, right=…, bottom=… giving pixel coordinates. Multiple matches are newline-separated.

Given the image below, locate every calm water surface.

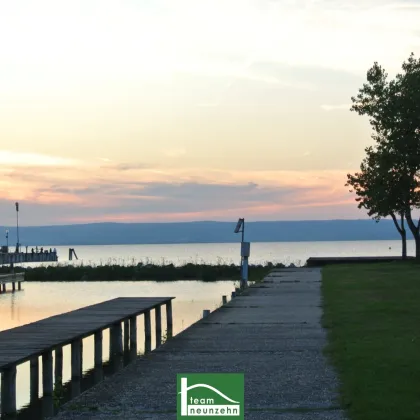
left=29, top=239, right=413, bottom=267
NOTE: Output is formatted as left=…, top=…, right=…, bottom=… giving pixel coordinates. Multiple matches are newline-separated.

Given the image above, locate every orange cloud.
left=0, top=150, right=361, bottom=224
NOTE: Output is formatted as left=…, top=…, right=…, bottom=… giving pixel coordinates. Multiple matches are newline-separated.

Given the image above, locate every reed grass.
left=0, top=257, right=288, bottom=282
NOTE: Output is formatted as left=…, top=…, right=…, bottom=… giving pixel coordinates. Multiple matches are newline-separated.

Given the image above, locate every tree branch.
left=390, top=212, right=403, bottom=235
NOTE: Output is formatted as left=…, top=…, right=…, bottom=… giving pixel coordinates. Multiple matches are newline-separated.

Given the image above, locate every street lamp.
left=5, top=229, right=9, bottom=249
left=234, top=218, right=250, bottom=288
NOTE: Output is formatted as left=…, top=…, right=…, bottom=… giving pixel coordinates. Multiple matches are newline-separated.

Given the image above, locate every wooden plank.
left=0, top=297, right=174, bottom=370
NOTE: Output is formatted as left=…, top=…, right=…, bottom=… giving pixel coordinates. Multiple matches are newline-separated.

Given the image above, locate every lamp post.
left=5, top=229, right=9, bottom=250
left=15, top=202, right=19, bottom=253
left=234, top=218, right=250, bottom=288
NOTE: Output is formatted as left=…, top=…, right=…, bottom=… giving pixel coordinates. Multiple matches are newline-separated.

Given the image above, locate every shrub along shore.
left=0, top=261, right=287, bottom=282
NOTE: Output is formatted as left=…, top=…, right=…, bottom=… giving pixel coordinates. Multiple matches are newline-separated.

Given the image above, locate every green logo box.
left=177, top=373, right=244, bottom=419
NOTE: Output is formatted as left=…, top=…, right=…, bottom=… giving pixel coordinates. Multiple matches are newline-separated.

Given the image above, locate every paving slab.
left=53, top=268, right=347, bottom=420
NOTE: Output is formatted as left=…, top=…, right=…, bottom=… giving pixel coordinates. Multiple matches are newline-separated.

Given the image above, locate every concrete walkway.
left=54, top=268, right=346, bottom=419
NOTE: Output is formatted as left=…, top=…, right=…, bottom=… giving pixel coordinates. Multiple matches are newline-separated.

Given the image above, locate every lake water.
left=31, top=239, right=412, bottom=267
left=0, top=239, right=410, bottom=418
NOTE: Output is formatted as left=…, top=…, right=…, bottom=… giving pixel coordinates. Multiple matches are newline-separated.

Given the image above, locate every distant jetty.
left=0, top=248, right=58, bottom=265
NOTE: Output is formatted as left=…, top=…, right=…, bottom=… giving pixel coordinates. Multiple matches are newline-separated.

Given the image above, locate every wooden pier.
left=0, top=251, right=58, bottom=265
left=0, top=272, right=24, bottom=293
left=0, top=297, right=174, bottom=418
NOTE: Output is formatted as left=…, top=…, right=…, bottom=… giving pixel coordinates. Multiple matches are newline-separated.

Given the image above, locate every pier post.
left=2, top=283, right=6, bottom=293
left=155, top=305, right=162, bottom=347
left=30, top=357, right=39, bottom=402
left=80, top=339, right=84, bottom=379
left=124, top=319, right=130, bottom=351
left=203, top=309, right=210, bottom=318
left=71, top=339, right=82, bottom=397
left=129, top=316, right=137, bottom=358
left=42, top=351, right=54, bottom=419
left=94, top=330, right=103, bottom=384
left=55, top=347, right=63, bottom=386
left=1, top=365, right=17, bottom=416
left=42, top=351, right=53, bottom=397
left=144, top=310, right=152, bottom=353
left=18, top=281, right=21, bottom=290
left=112, top=323, right=123, bottom=356
left=12, top=281, right=16, bottom=291
left=222, top=295, right=227, bottom=304
left=110, top=323, right=123, bottom=372
left=166, top=300, right=173, bottom=339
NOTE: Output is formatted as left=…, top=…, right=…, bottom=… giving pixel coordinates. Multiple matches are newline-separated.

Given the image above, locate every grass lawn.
left=322, top=262, right=420, bottom=420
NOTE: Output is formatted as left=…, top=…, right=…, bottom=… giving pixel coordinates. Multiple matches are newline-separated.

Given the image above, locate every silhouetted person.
left=40, top=247, right=43, bottom=253
left=31, top=248, right=34, bottom=254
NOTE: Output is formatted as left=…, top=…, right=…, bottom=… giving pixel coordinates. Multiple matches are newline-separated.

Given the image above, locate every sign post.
left=234, top=218, right=250, bottom=288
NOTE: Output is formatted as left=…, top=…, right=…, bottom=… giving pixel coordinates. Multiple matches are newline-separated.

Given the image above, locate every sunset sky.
left=1, top=0, right=420, bottom=225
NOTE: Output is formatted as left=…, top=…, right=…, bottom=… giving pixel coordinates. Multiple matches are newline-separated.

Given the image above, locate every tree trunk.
left=400, top=213, right=407, bottom=259
left=401, top=229, right=407, bottom=259
left=390, top=213, right=407, bottom=259
left=405, top=210, right=420, bottom=259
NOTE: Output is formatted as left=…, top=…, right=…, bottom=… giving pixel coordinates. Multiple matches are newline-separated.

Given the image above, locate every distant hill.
left=0, top=220, right=410, bottom=246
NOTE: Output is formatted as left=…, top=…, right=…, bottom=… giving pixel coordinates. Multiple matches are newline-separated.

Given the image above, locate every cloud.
left=0, top=153, right=359, bottom=225
left=0, top=150, right=80, bottom=166
left=111, top=162, right=151, bottom=171
left=321, top=104, right=351, bottom=111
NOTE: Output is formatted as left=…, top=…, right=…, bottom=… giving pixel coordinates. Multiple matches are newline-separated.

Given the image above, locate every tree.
left=350, top=53, right=420, bottom=258
left=346, top=145, right=407, bottom=258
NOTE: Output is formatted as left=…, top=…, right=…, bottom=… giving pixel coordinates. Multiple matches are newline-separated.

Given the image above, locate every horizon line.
left=0, top=218, right=387, bottom=228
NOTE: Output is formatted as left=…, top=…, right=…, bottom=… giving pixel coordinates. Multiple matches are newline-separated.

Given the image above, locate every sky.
left=1, top=0, right=420, bottom=226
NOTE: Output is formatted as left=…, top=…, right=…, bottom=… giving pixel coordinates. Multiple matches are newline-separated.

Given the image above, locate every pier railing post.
left=110, top=323, right=123, bottom=372
left=94, top=330, right=103, bottom=384
left=12, top=281, right=16, bottom=292
left=80, top=339, right=84, bottom=379
left=18, top=281, right=22, bottom=290
left=42, top=350, right=54, bottom=417
left=55, top=347, right=63, bottom=387
left=1, top=365, right=17, bottom=416
left=71, top=339, right=82, bottom=397
left=124, top=319, right=130, bottom=352
left=42, top=351, right=53, bottom=396
left=144, top=310, right=151, bottom=353
left=166, top=300, right=173, bottom=339
left=155, top=305, right=162, bottom=347
left=30, top=357, right=39, bottom=402
left=114, top=323, right=123, bottom=356
left=129, top=316, right=137, bottom=358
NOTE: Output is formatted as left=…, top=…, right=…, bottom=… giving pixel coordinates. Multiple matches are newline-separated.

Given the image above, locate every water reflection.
left=0, top=280, right=234, bottom=419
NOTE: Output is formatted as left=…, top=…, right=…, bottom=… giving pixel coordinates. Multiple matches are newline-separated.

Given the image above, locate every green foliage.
left=13, top=259, right=286, bottom=282
left=348, top=52, right=420, bottom=255
left=322, top=262, right=420, bottom=420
